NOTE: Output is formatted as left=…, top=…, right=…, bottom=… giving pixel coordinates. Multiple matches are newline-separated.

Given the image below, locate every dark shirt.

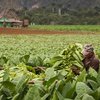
left=82, top=56, right=99, bottom=72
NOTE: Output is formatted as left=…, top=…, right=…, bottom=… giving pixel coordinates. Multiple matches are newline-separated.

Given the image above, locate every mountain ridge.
left=0, top=0, right=100, bottom=10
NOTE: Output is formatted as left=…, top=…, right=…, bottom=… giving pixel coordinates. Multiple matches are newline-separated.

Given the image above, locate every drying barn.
left=0, top=16, right=22, bottom=27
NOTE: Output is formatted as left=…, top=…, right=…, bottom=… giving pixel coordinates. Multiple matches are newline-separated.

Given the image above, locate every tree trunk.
left=52, top=8, right=55, bottom=13
left=58, top=8, right=62, bottom=16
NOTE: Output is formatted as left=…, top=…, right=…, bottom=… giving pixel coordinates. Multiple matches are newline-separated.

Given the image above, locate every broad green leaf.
left=12, top=93, right=19, bottom=100
left=20, top=54, right=30, bottom=63
left=97, top=72, right=100, bottom=86
left=56, top=91, right=64, bottom=100
left=63, top=82, right=76, bottom=98
left=52, top=91, right=58, bottom=100
left=75, top=43, right=83, bottom=49
left=24, top=85, right=41, bottom=100
left=57, top=71, right=66, bottom=80
left=91, top=87, right=100, bottom=100
left=10, top=55, right=21, bottom=66
left=0, top=95, right=7, bottom=100
left=57, top=80, right=65, bottom=92
left=43, top=57, right=51, bottom=67
left=26, top=66, right=35, bottom=73
left=45, top=68, right=56, bottom=81
left=62, top=82, right=71, bottom=97
left=1, top=87, right=12, bottom=99
left=75, top=49, right=83, bottom=61
left=52, top=61, right=63, bottom=68
left=77, top=70, right=87, bottom=82
left=3, top=70, right=9, bottom=81
left=2, top=81, right=16, bottom=92
left=87, top=79, right=98, bottom=90
left=14, top=85, right=28, bottom=100
left=96, top=87, right=100, bottom=100
left=27, top=56, right=37, bottom=67
left=44, top=76, right=57, bottom=88
left=50, top=56, right=63, bottom=64
left=48, top=81, right=57, bottom=95
left=76, top=82, right=93, bottom=95
left=82, top=94, right=95, bottom=100
left=41, top=93, right=50, bottom=100
left=15, top=75, right=29, bottom=93
left=72, top=61, right=83, bottom=69
left=61, top=49, right=69, bottom=55
left=0, top=95, right=3, bottom=100
left=88, top=68, right=98, bottom=78
left=0, top=56, right=8, bottom=66
left=37, top=56, right=44, bottom=66
left=75, top=94, right=83, bottom=100
left=72, top=53, right=80, bottom=62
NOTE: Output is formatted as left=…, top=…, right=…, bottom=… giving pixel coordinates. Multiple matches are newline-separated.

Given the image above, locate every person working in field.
left=72, top=44, right=99, bottom=75
left=82, top=44, right=99, bottom=72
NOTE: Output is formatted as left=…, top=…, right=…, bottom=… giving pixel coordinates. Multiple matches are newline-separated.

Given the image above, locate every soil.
left=0, top=27, right=98, bottom=35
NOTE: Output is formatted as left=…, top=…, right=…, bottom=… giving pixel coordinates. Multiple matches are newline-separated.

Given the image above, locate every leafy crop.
left=0, top=34, right=100, bottom=100
left=0, top=43, right=100, bottom=100
left=30, top=25, right=100, bottom=31
left=0, top=34, right=100, bottom=67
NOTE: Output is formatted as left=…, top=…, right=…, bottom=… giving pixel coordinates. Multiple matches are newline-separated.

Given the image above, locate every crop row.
left=0, top=44, right=100, bottom=100
left=0, top=34, right=100, bottom=66
left=30, top=25, right=100, bottom=31
left=0, top=34, right=100, bottom=100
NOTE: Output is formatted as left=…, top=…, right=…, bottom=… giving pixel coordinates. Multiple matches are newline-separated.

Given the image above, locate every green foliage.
left=24, top=85, right=41, bottom=100
left=18, top=7, right=100, bottom=25
left=0, top=34, right=100, bottom=67
left=0, top=42, right=100, bottom=100
left=50, top=44, right=83, bottom=70
left=76, top=82, right=93, bottom=95
left=82, top=94, right=95, bottom=100
left=45, top=68, right=56, bottom=81
left=30, top=25, right=100, bottom=31
left=97, top=72, right=100, bottom=86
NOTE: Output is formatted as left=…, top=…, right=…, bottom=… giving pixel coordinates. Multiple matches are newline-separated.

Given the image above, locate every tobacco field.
left=0, top=33, right=100, bottom=100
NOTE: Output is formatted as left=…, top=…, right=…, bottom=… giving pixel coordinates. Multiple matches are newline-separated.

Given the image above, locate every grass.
left=30, top=25, right=100, bottom=31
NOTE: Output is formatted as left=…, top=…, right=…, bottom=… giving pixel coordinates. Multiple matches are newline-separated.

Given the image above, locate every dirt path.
left=0, top=27, right=99, bottom=35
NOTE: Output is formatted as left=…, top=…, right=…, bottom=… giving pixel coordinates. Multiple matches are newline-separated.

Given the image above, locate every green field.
left=0, top=34, right=100, bottom=60
left=0, top=33, right=100, bottom=100
left=30, top=25, right=100, bottom=31
left=0, top=34, right=100, bottom=67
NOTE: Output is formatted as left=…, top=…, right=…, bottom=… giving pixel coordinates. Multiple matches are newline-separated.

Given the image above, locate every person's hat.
left=83, top=44, right=94, bottom=52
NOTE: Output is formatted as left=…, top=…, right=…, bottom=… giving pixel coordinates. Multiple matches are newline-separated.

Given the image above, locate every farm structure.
left=0, top=16, right=22, bottom=27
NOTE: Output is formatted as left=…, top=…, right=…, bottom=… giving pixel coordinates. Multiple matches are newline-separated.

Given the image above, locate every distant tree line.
left=16, top=5, right=100, bottom=25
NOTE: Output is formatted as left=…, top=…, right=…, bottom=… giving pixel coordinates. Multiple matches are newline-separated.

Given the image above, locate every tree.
left=51, top=2, right=56, bottom=13
left=56, top=1, right=65, bottom=16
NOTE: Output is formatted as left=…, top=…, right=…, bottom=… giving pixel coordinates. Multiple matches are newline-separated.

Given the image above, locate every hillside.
left=0, top=0, right=100, bottom=25
left=0, top=0, right=100, bottom=10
